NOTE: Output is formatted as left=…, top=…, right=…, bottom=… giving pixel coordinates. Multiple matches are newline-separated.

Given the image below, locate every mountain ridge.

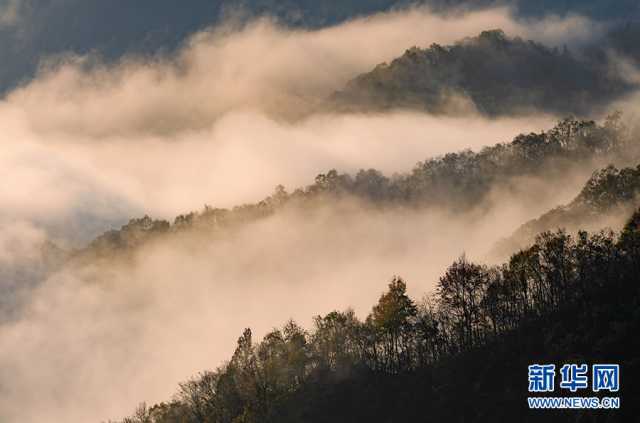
left=112, top=207, right=640, bottom=423
left=53, top=114, right=636, bottom=266
left=492, top=163, right=640, bottom=258
left=330, top=29, right=634, bottom=116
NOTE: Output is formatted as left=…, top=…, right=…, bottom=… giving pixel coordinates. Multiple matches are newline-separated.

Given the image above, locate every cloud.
left=0, top=0, right=20, bottom=27
left=0, top=188, right=587, bottom=422
left=6, top=6, right=603, bottom=137
left=0, top=6, right=623, bottom=423
left=0, top=220, right=44, bottom=266
left=515, top=12, right=607, bottom=47
left=0, top=113, right=594, bottom=422
left=0, top=100, right=555, bottom=237
left=1, top=5, right=599, bottom=240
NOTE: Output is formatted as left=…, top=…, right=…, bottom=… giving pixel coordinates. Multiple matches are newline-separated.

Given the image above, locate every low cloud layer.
left=0, top=188, right=587, bottom=422
left=7, top=7, right=602, bottom=137
left=0, top=0, right=19, bottom=27
left=1, top=5, right=600, bottom=242
left=0, top=6, right=627, bottom=423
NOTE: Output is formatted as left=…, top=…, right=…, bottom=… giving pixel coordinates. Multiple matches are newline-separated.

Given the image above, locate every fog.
left=0, top=6, right=607, bottom=231
left=1, top=192, right=586, bottom=423
left=0, top=6, right=622, bottom=423
left=0, top=0, right=19, bottom=27
left=8, top=6, right=601, bottom=137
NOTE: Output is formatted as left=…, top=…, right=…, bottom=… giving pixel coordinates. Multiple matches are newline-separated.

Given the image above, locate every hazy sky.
left=0, top=0, right=636, bottom=93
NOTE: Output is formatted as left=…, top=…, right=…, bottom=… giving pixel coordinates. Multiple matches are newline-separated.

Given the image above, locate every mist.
left=1, top=3, right=601, bottom=242
left=7, top=6, right=604, bottom=136
left=0, top=5, right=627, bottom=423
left=0, top=189, right=588, bottom=423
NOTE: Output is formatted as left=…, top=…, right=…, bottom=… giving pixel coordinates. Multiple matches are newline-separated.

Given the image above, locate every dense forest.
left=111, top=206, right=640, bottom=423
left=331, top=30, right=634, bottom=116
left=75, top=113, right=636, bottom=260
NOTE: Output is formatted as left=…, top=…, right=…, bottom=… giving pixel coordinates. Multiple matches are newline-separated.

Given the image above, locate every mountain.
left=1, top=2, right=639, bottom=96
left=493, top=164, right=640, bottom=258
left=66, top=115, right=636, bottom=262
left=331, top=30, right=633, bottom=116
left=113, top=208, right=640, bottom=423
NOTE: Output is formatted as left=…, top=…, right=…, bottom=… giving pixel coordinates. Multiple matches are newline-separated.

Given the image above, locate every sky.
left=0, top=0, right=638, bottom=94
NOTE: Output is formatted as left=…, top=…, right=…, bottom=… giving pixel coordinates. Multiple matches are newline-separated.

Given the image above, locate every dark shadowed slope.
left=331, top=30, right=634, bottom=116
left=114, top=208, right=640, bottom=423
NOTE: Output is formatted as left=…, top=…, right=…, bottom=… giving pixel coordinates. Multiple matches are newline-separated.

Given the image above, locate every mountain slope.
left=66, top=115, right=635, bottom=262
left=493, top=164, right=640, bottom=258
left=330, top=30, right=632, bottom=116
left=113, top=209, right=640, bottom=423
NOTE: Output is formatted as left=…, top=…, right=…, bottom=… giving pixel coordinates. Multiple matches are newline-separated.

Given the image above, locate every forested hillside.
left=331, top=30, right=633, bottom=115
left=73, top=114, right=636, bottom=261
left=113, top=207, right=640, bottom=423
left=494, top=164, right=640, bottom=257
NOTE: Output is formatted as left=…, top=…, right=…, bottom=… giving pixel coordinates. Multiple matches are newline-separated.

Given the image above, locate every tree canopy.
left=114, top=208, right=640, bottom=423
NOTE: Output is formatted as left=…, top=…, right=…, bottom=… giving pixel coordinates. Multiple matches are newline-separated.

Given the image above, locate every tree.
left=437, top=256, right=489, bottom=351
left=311, top=310, right=361, bottom=372
left=368, top=277, right=417, bottom=372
